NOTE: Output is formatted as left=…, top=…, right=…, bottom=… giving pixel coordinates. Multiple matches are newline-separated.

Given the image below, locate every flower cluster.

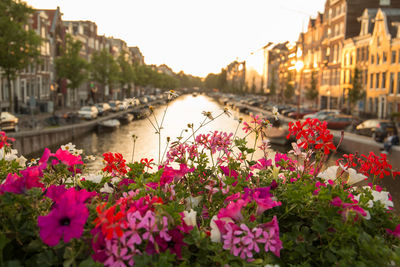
left=103, top=152, right=128, bottom=176
left=287, top=118, right=336, bottom=155
left=38, top=186, right=96, bottom=246
left=1, top=114, right=400, bottom=267
left=92, top=194, right=192, bottom=266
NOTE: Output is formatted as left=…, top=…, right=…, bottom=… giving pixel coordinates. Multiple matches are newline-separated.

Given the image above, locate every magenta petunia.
left=38, top=191, right=89, bottom=246
left=0, top=172, right=44, bottom=195
left=387, top=224, right=400, bottom=238
left=220, top=166, right=238, bottom=178
left=53, top=148, right=83, bottom=168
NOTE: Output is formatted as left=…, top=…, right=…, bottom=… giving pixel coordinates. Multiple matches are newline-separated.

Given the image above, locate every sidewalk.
left=16, top=107, right=78, bottom=132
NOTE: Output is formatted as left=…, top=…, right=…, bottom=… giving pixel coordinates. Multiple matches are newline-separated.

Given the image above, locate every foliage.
left=284, top=83, right=295, bottom=103
left=204, top=69, right=227, bottom=92
left=90, top=49, right=120, bottom=96
left=348, top=67, right=365, bottom=111
left=0, top=0, right=42, bottom=111
left=55, top=35, right=88, bottom=105
left=117, top=51, right=135, bottom=98
left=305, top=71, right=318, bottom=103
left=0, top=107, right=400, bottom=266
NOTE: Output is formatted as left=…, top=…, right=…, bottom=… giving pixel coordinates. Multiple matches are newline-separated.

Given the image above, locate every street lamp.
left=295, top=60, right=304, bottom=119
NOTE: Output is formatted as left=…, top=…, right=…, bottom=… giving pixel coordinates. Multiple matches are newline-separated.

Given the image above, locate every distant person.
left=382, top=131, right=399, bottom=154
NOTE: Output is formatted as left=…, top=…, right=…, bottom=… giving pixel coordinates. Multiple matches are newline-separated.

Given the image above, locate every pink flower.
left=220, top=166, right=238, bottom=178
left=52, top=148, right=83, bottom=170
left=260, top=216, right=283, bottom=257
left=250, top=158, right=272, bottom=171
left=218, top=199, right=247, bottom=221
left=387, top=224, right=400, bottom=238
left=330, top=196, right=343, bottom=207
left=0, top=172, right=44, bottom=195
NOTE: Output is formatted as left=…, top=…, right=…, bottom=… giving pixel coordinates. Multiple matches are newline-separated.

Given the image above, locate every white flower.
left=85, top=155, right=96, bottom=161
left=185, top=196, right=203, bottom=209
left=100, top=183, right=114, bottom=193
left=371, top=190, right=394, bottom=209
left=317, top=166, right=339, bottom=182
left=61, top=142, right=76, bottom=152
left=210, top=215, right=234, bottom=243
left=346, top=168, right=367, bottom=185
left=16, top=156, right=27, bottom=167
left=27, top=158, right=39, bottom=167
left=183, top=209, right=197, bottom=227
left=83, top=173, right=103, bottom=184
left=265, top=264, right=280, bottom=267
left=72, top=149, right=83, bottom=156
left=272, top=106, right=279, bottom=120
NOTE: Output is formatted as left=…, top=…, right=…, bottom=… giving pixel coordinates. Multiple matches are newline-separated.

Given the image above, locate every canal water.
left=70, top=94, right=399, bottom=213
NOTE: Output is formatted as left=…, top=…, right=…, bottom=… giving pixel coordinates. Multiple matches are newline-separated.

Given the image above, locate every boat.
left=263, top=126, right=289, bottom=146
left=98, top=119, right=120, bottom=130
left=119, top=113, right=134, bottom=124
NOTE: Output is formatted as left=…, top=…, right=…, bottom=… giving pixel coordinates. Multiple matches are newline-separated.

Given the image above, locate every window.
left=364, top=70, right=368, bottom=85
left=370, top=73, right=374, bottom=89
left=382, top=72, right=386, bottom=88
left=390, top=73, right=394, bottom=94
left=350, top=55, right=353, bottom=65
left=377, top=53, right=380, bottom=64
left=356, top=48, right=360, bottom=62
left=383, top=52, right=387, bottom=63
left=392, top=51, right=396, bottom=64
left=371, top=55, right=375, bottom=64
left=376, top=73, right=380, bottom=88
left=397, top=72, right=400, bottom=94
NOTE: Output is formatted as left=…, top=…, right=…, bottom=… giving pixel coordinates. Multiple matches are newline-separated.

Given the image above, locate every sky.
left=25, top=0, right=326, bottom=78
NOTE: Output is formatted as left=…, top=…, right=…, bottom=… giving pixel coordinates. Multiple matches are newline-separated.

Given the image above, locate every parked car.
left=355, top=119, right=398, bottom=142
left=281, top=107, right=296, bottom=116
left=303, top=109, right=340, bottom=120
left=288, top=108, right=316, bottom=119
left=0, top=112, right=19, bottom=132
left=78, top=106, right=98, bottom=120
left=109, top=101, right=121, bottom=112
left=325, top=114, right=354, bottom=130
left=95, top=103, right=111, bottom=116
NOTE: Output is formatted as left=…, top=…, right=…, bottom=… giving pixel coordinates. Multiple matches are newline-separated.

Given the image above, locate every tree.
left=0, top=0, right=41, bottom=112
left=91, top=49, right=120, bottom=100
left=268, top=67, right=277, bottom=99
left=284, top=82, right=295, bottom=103
left=348, top=67, right=365, bottom=113
left=55, top=35, right=88, bottom=107
left=117, top=51, right=135, bottom=98
left=305, top=70, right=319, bottom=107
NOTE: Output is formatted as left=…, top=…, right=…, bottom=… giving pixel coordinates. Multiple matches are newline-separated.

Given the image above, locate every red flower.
left=0, top=131, right=15, bottom=149
left=287, top=119, right=336, bottom=155
left=102, top=152, right=128, bottom=176
left=93, top=204, right=126, bottom=240
left=140, top=158, right=154, bottom=169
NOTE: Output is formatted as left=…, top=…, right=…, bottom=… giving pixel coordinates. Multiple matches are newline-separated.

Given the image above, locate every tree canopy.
left=0, top=0, right=41, bottom=111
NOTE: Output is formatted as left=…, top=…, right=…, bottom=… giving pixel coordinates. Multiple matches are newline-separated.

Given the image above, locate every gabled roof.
left=380, top=8, right=400, bottom=38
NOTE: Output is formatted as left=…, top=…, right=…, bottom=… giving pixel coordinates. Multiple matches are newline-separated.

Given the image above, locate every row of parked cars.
left=78, top=95, right=165, bottom=120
